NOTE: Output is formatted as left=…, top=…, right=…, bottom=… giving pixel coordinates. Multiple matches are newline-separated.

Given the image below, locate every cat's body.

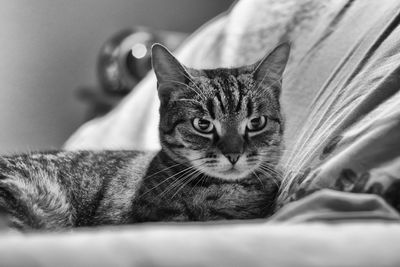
left=0, top=43, right=290, bottom=230
left=0, top=150, right=277, bottom=230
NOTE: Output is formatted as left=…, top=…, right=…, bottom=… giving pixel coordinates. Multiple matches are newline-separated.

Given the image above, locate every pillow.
left=64, top=0, right=335, bottom=151
left=276, top=0, right=400, bottom=209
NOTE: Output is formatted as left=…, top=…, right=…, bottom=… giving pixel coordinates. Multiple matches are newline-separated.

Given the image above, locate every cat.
left=0, top=43, right=290, bottom=231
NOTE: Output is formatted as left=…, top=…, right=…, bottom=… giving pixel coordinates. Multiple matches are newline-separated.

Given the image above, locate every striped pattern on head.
left=151, top=43, right=290, bottom=180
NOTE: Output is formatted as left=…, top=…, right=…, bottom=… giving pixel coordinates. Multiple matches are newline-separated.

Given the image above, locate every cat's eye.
left=192, top=118, right=214, bottom=133
left=247, top=116, right=267, bottom=132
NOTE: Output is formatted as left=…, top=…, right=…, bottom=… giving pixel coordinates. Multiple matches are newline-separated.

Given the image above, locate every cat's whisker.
left=158, top=163, right=206, bottom=199
left=258, top=164, right=283, bottom=179
left=170, top=169, right=203, bottom=199
left=157, top=166, right=198, bottom=199
left=144, top=157, right=206, bottom=180
left=159, top=164, right=198, bottom=187
left=161, top=168, right=202, bottom=199
left=252, top=171, right=265, bottom=189
left=140, top=164, right=200, bottom=197
left=258, top=171, right=281, bottom=184
left=189, top=173, right=206, bottom=194
left=200, top=172, right=207, bottom=188
left=256, top=154, right=300, bottom=167
left=257, top=158, right=298, bottom=169
left=257, top=169, right=280, bottom=187
left=259, top=163, right=282, bottom=174
left=175, top=164, right=207, bottom=192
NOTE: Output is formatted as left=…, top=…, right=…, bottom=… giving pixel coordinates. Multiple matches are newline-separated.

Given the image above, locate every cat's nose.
left=225, top=153, right=241, bottom=165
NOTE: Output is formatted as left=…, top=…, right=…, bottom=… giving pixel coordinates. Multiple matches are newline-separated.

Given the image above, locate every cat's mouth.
left=201, top=165, right=254, bottom=180
left=224, top=167, right=240, bottom=174
left=193, top=155, right=259, bottom=180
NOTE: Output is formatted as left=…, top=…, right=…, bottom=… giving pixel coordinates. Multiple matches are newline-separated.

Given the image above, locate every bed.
left=2, top=0, right=400, bottom=266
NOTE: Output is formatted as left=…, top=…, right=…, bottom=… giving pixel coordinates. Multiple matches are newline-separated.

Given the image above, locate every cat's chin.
left=204, top=168, right=253, bottom=181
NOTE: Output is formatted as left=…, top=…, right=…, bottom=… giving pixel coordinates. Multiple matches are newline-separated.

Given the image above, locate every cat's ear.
left=253, top=43, right=290, bottom=85
left=151, top=43, right=189, bottom=85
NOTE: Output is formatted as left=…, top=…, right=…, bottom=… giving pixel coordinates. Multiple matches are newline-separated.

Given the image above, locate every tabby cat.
left=0, top=43, right=290, bottom=230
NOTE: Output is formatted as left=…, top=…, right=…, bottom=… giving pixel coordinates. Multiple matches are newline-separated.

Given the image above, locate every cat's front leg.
left=195, top=183, right=275, bottom=220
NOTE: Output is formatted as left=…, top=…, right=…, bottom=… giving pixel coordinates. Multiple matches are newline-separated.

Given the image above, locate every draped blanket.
left=275, top=0, right=400, bottom=214
left=66, top=0, right=400, bottom=220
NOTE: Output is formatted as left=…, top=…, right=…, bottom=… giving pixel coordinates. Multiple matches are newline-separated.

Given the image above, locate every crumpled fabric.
left=65, top=0, right=400, bottom=220
left=271, top=189, right=400, bottom=223
left=275, top=0, right=400, bottom=213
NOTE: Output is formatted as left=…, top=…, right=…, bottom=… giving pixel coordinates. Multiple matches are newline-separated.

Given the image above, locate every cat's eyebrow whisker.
left=163, top=80, right=205, bottom=100
left=164, top=79, right=203, bottom=97
left=176, top=70, right=206, bottom=98
left=174, top=99, right=205, bottom=107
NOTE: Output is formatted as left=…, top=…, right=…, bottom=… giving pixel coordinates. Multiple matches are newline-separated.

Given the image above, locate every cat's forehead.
left=188, top=68, right=256, bottom=97
left=174, top=67, right=281, bottom=121
left=180, top=69, right=261, bottom=119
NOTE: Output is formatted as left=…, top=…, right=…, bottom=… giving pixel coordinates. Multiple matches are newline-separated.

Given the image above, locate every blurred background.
left=0, top=0, right=233, bottom=154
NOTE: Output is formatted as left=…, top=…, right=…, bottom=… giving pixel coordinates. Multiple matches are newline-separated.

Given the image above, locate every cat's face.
left=152, top=43, right=290, bottom=180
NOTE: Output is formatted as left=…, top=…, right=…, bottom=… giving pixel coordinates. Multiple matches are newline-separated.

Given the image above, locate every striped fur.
left=0, top=43, right=289, bottom=230
left=153, top=43, right=290, bottom=181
